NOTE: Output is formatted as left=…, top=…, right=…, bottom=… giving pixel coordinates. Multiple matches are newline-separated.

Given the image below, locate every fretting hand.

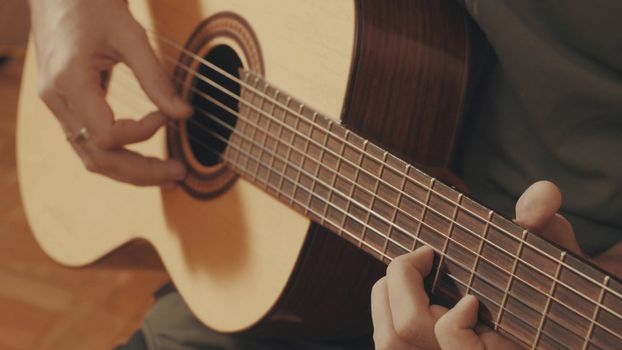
left=371, top=180, right=618, bottom=350
left=29, top=0, right=192, bottom=187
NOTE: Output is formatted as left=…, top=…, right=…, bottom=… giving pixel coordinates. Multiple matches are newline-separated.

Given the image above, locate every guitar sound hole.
left=186, top=45, right=242, bottom=167
left=167, top=12, right=263, bottom=198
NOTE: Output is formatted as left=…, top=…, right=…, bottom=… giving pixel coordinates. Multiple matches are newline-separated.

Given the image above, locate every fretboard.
left=214, top=71, right=622, bottom=349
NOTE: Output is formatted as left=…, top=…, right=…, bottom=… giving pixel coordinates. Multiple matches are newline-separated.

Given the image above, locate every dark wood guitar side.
left=250, top=0, right=473, bottom=340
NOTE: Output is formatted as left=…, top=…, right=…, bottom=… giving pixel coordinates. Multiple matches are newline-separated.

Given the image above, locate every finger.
left=435, top=295, right=484, bottom=350
left=80, top=145, right=186, bottom=186
left=65, top=72, right=117, bottom=140
left=371, top=278, right=413, bottom=350
left=114, top=20, right=192, bottom=120
left=69, top=76, right=169, bottom=150
left=386, top=246, right=440, bottom=348
left=104, top=111, right=168, bottom=148
left=514, top=181, right=582, bottom=254
left=538, top=213, right=582, bottom=255
left=38, top=51, right=120, bottom=148
left=38, top=84, right=85, bottom=137
left=514, top=180, right=562, bottom=232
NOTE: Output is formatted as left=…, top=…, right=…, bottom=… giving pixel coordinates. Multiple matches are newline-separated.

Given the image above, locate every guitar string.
left=109, top=76, right=567, bottom=350
left=148, top=29, right=622, bottom=304
left=158, top=61, right=616, bottom=334
left=106, top=77, right=544, bottom=349
left=125, top=45, right=622, bottom=329
left=149, top=63, right=620, bottom=338
left=145, top=29, right=622, bottom=302
left=174, top=100, right=621, bottom=345
left=110, top=68, right=616, bottom=346
left=114, top=58, right=611, bottom=344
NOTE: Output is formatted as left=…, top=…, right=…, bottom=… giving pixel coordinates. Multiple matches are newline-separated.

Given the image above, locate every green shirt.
left=456, top=0, right=622, bottom=255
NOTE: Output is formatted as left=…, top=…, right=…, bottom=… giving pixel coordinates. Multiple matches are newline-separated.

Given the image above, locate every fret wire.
left=285, top=98, right=305, bottom=207
left=318, top=116, right=331, bottom=226
left=195, top=106, right=482, bottom=278
left=168, top=54, right=619, bottom=301
left=157, top=86, right=579, bottom=350
left=298, top=105, right=316, bottom=213
left=225, top=141, right=388, bottom=260
left=167, top=67, right=622, bottom=334
left=230, top=71, right=251, bottom=167
left=183, top=87, right=622, bottom=338
left=384, top=163, right=408, bottom=260
left=210, top=127, right=564, bottom=349
left=354, top=138, right=371, bottom=247
left=249, top=78, right=269, bottom=179
left=372, top=151, right=388, bottom=219
left=240, top=76, right=263, bottom=172
left=217, top=136, right=572, bottom=350
left=221, top=136, right=466, bottom=295
left=432, top=255, right=566, bottom=350
left=582, top=276, right=610, bottom=350
left=189, top=105, right=622, bottom=343
left=170, top=59, right=621, bottom=304
left=362, top=150, right=387, bottom=253
left=329, top=121, right=347, bottom=236
left=167, top=110, right=573, bottom=350
left=238, top=127, right=248, bottom=171
left=405, top=165, right=419, bottom=252
left=495, top=229, right=528, bottom=331
left=231, top=93, right=247, bottom=168
left=532, top=252, right=567, bottom=349
left=240, top=84, right=258, bottom=172
left=199, top=109, right=471, bottom=273
left=356, top=141, right=374, bottom=248
left=466, top=210, right=494, bottom=295
left=432, top=193, right=463, bottom=293
left=175, top=72, right=622, bottom=333
left=224, top=106, right=241, bottom=166
left=340, top=130, right=359, bottom=245
left=414, top=177, right=436, bottom=251
left=273, top=93, right=291, bottom=201
left=306, top=112, right=324, bottom=213
left=117, top=63, right=617, bottom=347
left=261, top=85, right=279, bottom=189
left=270, top=90, right=290, bottom=199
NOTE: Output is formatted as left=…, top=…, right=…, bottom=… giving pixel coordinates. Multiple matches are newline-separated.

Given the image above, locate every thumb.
left=514, top=181, right=561, bottom=232
left=435, top=295, right=485, bottom=350
left=514, top=181, right=582, bottom=254
left=115, top=21, right=192, bottom=119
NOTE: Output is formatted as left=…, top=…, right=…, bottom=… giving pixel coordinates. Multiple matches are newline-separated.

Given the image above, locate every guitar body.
left=18, top=0, right=469, bottom=339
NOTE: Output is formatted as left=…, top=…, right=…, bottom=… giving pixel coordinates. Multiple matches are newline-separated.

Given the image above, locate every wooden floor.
left=0, top=59, right=170, bottom=349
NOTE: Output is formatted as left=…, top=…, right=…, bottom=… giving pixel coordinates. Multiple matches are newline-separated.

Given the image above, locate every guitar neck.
left=198, top=70, right=622, bottom=349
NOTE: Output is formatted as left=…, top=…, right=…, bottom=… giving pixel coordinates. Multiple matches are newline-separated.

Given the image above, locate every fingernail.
left=418, top=245, right=435, bottom=255
left=459, top=294, right=478, bottom=308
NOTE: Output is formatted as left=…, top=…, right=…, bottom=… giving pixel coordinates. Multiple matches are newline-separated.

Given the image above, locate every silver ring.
left=67, top=127, right=90, bottom=145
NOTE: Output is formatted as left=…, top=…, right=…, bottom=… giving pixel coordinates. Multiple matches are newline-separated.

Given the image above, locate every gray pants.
left=138, top=291, right=374, bottom=350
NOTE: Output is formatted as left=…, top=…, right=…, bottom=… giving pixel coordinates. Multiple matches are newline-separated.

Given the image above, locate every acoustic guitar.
left=17, top=0, right=622, bottom=348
